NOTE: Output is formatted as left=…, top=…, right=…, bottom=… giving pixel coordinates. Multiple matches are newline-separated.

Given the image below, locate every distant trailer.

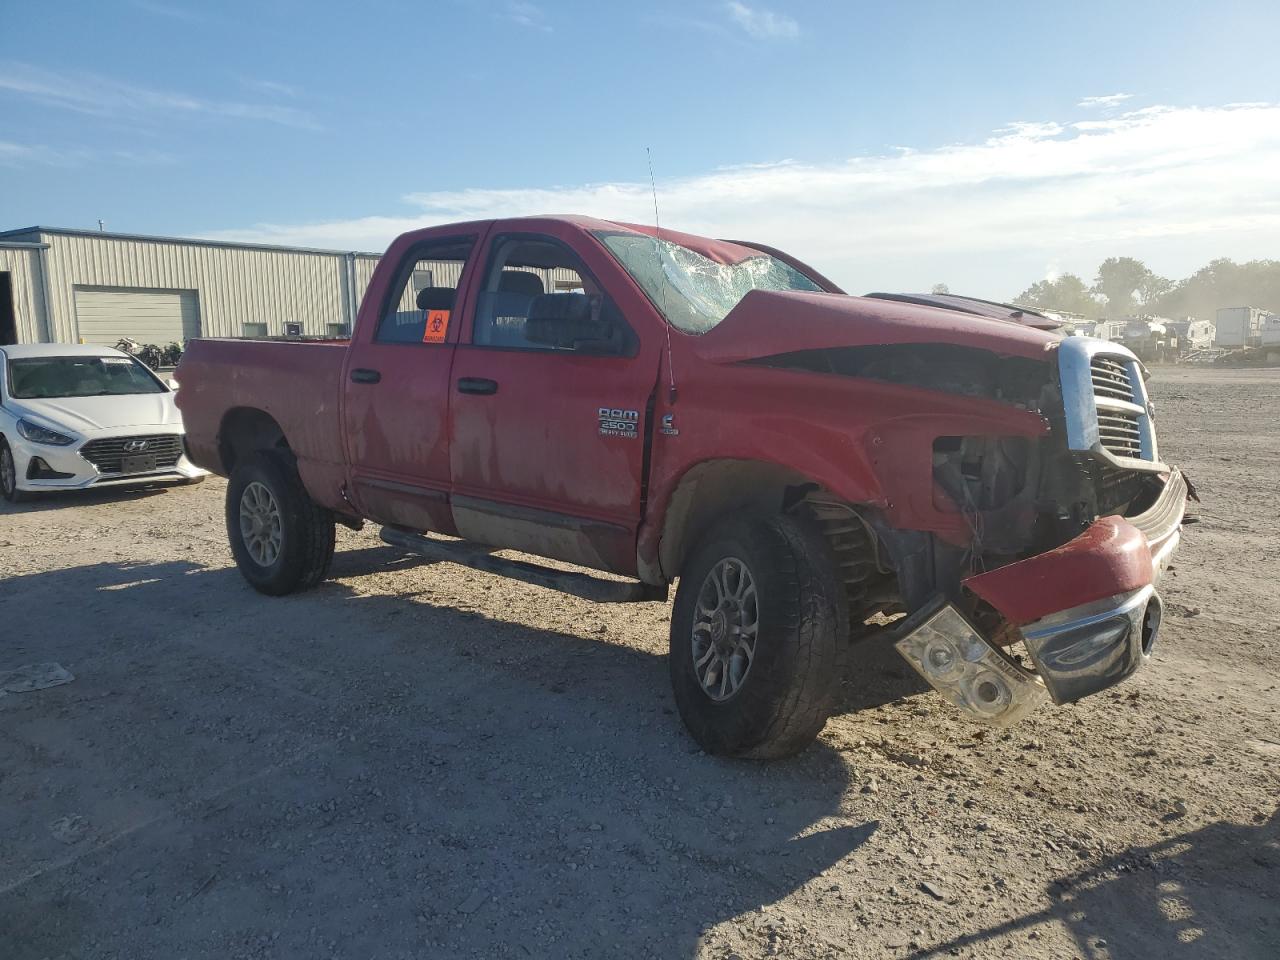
left=1215, top=306, right=1266, bottom=347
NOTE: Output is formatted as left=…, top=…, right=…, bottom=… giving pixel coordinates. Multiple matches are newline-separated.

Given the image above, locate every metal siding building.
left=0, top=241, right=51, bottom=344
left=0, top=226, right=382, bottom=346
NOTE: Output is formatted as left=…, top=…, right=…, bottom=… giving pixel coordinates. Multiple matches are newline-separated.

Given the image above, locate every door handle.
left=457, top=377, right=498, bottom=396
left=350, top=368, right=381, bottom=384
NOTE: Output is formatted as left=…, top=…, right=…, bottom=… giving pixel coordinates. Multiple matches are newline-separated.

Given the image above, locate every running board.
left=378, top=526, right=668, bottom=604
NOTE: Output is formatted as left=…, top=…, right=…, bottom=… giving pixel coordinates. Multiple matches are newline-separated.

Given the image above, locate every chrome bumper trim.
left=1019, top=585, right=1159, bottom=705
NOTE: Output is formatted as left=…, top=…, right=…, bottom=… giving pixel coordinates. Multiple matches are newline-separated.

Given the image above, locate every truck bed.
left=177, top=338, right=350, bottom=510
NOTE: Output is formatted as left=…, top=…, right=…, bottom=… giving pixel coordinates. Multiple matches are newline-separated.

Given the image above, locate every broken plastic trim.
left=894, top=599, right=1047, bottom=726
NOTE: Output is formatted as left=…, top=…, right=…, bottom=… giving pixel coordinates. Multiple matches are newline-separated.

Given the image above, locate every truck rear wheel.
left=669, top=513, right=847, bottom=759
left=226, top=451, right=335, bottom=595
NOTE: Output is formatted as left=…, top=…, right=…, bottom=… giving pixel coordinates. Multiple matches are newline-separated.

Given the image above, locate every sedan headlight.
left=16, top=418, right=75, bottom=446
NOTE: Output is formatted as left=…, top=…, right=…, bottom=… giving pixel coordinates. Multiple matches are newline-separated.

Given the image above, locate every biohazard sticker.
left=423, top=309, right=450, bottom=343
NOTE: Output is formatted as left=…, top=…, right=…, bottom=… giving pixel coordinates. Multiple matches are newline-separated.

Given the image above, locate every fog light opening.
left=26, top=457, right=75, bottom=481
left=1141, top=594, right=1163, bottom=656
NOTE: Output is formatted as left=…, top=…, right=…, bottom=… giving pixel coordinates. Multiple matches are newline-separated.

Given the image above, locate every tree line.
left=1008, top=257, right=1280, bottom=321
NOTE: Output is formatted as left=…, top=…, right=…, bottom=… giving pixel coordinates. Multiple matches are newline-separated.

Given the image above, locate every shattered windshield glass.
left=595, top=232, right=823, bottom=334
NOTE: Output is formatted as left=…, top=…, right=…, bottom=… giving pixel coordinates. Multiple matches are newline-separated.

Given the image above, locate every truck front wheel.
left=669, top=513, right=847, bottom=759
left=226, top=451, right=335, bottom=595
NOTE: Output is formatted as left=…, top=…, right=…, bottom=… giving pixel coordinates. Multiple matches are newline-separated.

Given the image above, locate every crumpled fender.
left=963, top=517, right=1154, bottom=626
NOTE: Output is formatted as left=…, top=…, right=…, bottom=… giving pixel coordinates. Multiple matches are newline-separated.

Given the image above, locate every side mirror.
left=525, top=294, right=616, bottom=351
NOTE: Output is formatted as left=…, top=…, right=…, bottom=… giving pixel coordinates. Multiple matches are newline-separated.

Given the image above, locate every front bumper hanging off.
left=894, top=469, right=1189, bottom=726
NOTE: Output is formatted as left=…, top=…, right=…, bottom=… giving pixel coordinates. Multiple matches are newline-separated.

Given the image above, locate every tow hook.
left=893, top=598, right=1047, bottom=726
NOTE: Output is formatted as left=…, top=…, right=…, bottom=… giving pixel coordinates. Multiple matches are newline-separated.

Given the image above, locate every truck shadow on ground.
left=834, top=633, right=932, bottom=713
left=911, top=808, right=1280, bottom=959
left=1, top=556, right=878, bottom=959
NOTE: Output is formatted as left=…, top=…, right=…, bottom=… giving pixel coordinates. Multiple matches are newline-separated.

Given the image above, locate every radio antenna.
left=647, top=146, right=678, bottom=404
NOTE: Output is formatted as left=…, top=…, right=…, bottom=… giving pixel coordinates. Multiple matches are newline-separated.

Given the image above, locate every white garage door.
left=74, top=286, right=201, bottom=347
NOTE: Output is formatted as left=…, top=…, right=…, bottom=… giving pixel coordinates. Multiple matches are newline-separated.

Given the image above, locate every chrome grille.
left=1078, top=458, right=1147, bottom=515
left=79, top=434, right=183, bottom=474
left=1096, top=410, right=1143, bottom=460
left=1090, top=355, right=1134, bottom=402
left=1058, top=337, right=1161, bottom=468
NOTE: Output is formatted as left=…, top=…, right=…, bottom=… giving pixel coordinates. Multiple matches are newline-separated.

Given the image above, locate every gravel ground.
left=1, top=366, right=1277, bottom=960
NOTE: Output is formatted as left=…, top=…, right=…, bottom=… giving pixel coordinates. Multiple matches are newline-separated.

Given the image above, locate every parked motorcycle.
left=161, top=341, right=183, bottom=366
left=138, top=343, right=164, bottom=369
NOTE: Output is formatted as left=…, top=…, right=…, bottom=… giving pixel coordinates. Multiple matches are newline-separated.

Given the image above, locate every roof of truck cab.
left=395, top=215, right=786, bottom=267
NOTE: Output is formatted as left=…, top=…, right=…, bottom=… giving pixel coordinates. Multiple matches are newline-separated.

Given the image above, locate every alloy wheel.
left=690, top=557, right=759, bottom=701
left=239, top=480, right=283, bottom=566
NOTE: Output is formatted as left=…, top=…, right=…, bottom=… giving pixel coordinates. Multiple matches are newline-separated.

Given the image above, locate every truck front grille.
left=1093, top=461, right=1146, bottom=515
left=1090, top=355, right=1134, bottom=402
left=1097, top=410, right=1144, bottom=459
left=79, top=434, right=183, bottom=474
left=1058, top=338, right=1160, bottom=468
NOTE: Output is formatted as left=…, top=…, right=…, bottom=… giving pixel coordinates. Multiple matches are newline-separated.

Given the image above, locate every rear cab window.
left=374, top=238, right=476, bottom=345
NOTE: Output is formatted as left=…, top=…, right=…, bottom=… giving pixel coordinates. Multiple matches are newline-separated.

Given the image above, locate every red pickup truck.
left=176, top=215, right=1190, bottom=758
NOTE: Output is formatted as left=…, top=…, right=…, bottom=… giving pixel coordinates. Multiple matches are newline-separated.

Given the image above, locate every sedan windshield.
left=596, top=231, right=823, bottom=334
left=8, top=356, right=168, bottom=399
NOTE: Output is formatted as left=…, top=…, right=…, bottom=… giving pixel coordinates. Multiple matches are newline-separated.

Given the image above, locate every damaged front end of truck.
left=739, top=325, right=1192, bottom=726
left=880, top=336, right=1190, bottom=725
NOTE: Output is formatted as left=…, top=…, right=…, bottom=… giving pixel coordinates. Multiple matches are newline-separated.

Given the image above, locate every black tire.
left=0, top=438, right=32, bottom=503
left=669, top=512, right=848, bottom=759
left=225, top=450, right=334, bottom=595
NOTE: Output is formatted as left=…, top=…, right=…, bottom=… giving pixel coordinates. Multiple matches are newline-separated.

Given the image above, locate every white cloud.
left=501, top=1, right=552, bottom=32
left=207, top=101, right=1280, bottom=295
left=240, top=77, right=299, bottom=99
left=724, top=2, right=799, bottom=39
left=1079, top=93, right=1135, bottom=108
left=0, top=62, right=320, bottom=130
left=0, top=140, right=173, bottom=168
left=130, top=0, right=206, bottom=23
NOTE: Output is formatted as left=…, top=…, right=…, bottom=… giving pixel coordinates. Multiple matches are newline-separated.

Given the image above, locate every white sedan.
left=0, top=343, right=208, bottom=502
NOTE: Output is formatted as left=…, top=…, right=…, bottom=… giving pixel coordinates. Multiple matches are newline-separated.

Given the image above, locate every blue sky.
left=2, top=0, right=1278, bottom=295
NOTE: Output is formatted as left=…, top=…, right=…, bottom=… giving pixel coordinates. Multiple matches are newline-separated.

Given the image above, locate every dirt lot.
left=1, top=366, right=1277, bottom=960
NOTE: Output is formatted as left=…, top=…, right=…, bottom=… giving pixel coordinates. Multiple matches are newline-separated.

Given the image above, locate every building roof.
left=0, top=225, right=382, bottom=259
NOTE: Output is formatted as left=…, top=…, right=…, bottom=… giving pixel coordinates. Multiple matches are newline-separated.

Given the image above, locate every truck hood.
left=12, top=392, right=182, bottom=434
left=690, top=290, right=1061, bottom=363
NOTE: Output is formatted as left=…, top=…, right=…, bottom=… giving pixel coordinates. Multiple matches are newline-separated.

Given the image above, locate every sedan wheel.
left=0, top=440, right=30, bottom=503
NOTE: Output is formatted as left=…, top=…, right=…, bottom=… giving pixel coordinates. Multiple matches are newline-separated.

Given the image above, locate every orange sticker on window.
left=423, top=309, right=450, bottom=343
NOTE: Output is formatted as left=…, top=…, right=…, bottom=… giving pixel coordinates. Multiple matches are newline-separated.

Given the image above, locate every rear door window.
left=374, top=238, right=475, bottom=345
